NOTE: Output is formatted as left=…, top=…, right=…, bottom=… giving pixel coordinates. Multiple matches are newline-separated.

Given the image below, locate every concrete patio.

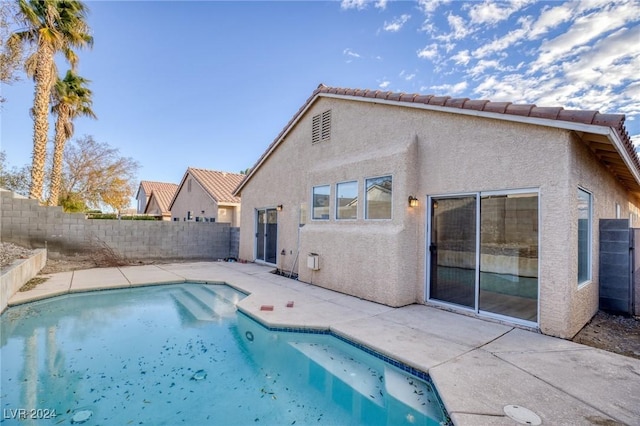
left=7, top=261, right=640, bottom=425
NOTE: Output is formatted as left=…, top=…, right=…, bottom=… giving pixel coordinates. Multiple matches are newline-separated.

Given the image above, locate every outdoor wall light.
left=408, top=196, right=419, bottom=208
left=276, top=204, right=283, bottom=212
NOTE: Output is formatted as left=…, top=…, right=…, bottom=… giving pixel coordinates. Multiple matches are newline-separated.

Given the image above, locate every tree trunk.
left=47, top=108, right=70, bottom=206
left=28, top=41, right=55, bottom=202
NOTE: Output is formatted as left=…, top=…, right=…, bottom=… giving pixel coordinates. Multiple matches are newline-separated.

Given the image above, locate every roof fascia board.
left=234, top=91, right=638, bottom=194
left=323, top=93, right=640, bottom=189
left=608, top=127, right=640, bottom=187
left=168, top=171, right=190, bottom=211
left=233, top=93, right=323, bottom=195
left=319, top=92, right=612, bottom=136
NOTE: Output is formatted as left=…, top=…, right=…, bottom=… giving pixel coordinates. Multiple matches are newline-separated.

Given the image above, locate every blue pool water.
left=0, top=284, right=449, bottom=425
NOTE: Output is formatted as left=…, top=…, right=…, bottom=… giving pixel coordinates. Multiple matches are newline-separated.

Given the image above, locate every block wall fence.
left=1, top=190, right=239, bottom=261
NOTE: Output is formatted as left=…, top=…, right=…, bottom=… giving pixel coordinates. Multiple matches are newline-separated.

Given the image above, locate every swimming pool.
left=0, top=283, right=449, bottom=425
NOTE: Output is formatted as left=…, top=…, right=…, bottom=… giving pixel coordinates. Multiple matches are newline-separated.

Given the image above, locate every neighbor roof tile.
left=187, top=168, right=244, bottom=204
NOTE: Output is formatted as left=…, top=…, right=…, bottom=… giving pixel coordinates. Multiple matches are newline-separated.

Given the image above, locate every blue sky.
left=2, top=0, right=640, bottom=204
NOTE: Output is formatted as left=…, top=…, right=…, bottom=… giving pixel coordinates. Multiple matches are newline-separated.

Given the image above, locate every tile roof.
left=234, top=83, right=639, bottom=195
left=137, top=181, right=179, bottom=200
left=186, top=168, right=244, bottom=204
left=144, top=186, right=177, bottom=215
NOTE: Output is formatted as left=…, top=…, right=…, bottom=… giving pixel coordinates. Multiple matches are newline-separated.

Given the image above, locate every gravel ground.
left=1, top=242, right=638, bottom=359
left=0, top=242, right=37, bottom=268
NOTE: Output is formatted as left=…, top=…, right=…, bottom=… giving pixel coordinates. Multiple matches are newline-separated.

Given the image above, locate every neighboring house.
left=170, top=167, right=244, bottom=226
left=135, top=181, right=178, bottom=214
left=144, top=185, right=178, bottom=220
left=233, top=84, right=640, bottom=339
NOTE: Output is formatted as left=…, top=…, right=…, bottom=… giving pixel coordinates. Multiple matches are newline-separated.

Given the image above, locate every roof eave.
left=234, top=90, right=640, bottom=196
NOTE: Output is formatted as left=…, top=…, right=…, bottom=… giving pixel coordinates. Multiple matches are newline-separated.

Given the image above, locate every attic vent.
left=312, top=109, right=331, bottom=144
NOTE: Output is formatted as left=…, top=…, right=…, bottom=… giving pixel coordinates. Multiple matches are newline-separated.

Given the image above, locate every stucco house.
left=135, top=181, right=178, bottom=214
left=144, top=184, right=178, bottom=220
left=170, top=167, right=244, bottom=226
left=233, top=84, right=640, bottom=339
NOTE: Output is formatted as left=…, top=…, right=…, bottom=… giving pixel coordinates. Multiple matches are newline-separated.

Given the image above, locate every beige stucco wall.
left=136, top=188, right=149, bottom=214
left=217, top=204, right=241, bottom=227
left=562, top=133, right=640, bottom=337
left=238, top=96, right=639, bottom=337
left=145, top=195, right=172, bottom=220
left=171, top=176, right=218, bottom=222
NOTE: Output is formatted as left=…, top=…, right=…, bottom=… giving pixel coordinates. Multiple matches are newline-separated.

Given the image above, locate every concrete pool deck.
left=7, top=261, right=640, bottom=425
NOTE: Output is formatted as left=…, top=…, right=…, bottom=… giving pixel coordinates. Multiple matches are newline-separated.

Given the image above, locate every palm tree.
left=47, top=69, right=95, bottom=206
left=10, top=0, right=92, bottom=201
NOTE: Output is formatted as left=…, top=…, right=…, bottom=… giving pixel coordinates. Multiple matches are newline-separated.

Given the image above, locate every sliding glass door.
left=428, top=190, right=539, bottom=324
left=256, top=208, right=278, bottom=264
left=479, top=193, right=538, bottom=322
left=428, top=195, right=477, bottom=309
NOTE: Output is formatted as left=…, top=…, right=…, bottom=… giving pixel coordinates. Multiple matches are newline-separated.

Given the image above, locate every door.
left=428, top=191, right=539, bottom=324
left=256, top=208, right=278, bottom=264
left=428, top=195, right=477, bottom=309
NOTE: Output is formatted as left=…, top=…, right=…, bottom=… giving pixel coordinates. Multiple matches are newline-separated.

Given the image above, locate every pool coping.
left=5, top=261, right=640, bottom=425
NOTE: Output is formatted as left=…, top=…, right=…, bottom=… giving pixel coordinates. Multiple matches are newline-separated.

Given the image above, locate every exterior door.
left=256, top=208, right=278, bottom=264
left=428, top=195, right=477, bottom=309
left=427, top=191, right=539, bottom=324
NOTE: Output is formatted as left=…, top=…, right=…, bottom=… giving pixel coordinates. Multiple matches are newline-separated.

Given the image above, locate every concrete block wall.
left=230, top=227, right=240, bottom=259
left=0, top=190, right=238, bottom=261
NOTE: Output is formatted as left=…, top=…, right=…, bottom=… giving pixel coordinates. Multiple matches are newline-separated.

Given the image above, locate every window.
left=187, top=178, right=192, bottom=192
left=312, top=110, right=331, bottom=144
left=312, top=185, right=331, bottom=220
left=578, top=188, right=592, bottom=285
left=336, top=181, right=358, bottom=220
left=365, top=176, right=392, bottom=219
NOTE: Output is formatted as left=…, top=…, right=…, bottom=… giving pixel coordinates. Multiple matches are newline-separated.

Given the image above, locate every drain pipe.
left=289, top=206, right=303, bottom=279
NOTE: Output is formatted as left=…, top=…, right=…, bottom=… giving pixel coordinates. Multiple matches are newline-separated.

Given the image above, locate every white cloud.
left=563, top=26, right=640, bottom=87
left=340, top=0, right=368, bottom=10
left=375, top=0, right=388, bottom=9
left=417, top=0, right=451, bottom=15
left=399, top=70, right=416, bottom=81
left=417, top=43, right=439, bottom=60
left=340, top=0, right=387, bottom=10
left=447, top=14, right=470, bottom=39
left=530, top=1, right=640, bottom=73
left=529, top=3, right=576, bottom=39
left=343, top=0, right=640, bottom=133
left=469, top=59, right=502, bottom=76
left=383, top=14, right=411, bottom=32
left=467, top=0, right=536, bottom=25
left=343, top=48, right=361, bottom=59
left=429, top=81, right=468, bottom=95
left=472, top=16, right=532, bottom=59
left=450, top=50, right=471, bottom=66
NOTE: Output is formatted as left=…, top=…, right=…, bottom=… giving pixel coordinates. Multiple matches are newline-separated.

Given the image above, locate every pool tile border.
left=237, top=310, right=452, bottom=424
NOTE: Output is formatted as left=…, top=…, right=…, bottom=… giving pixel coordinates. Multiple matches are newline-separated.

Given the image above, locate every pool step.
left=384, top=366, right=441, bottom=419
left=184, top=286, right=237, bottom=318
left=171, top=290, right=220, bottom=322
left=288, top=342, right=385, bottom=407
left=206, top=285, right=244, bottom=305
